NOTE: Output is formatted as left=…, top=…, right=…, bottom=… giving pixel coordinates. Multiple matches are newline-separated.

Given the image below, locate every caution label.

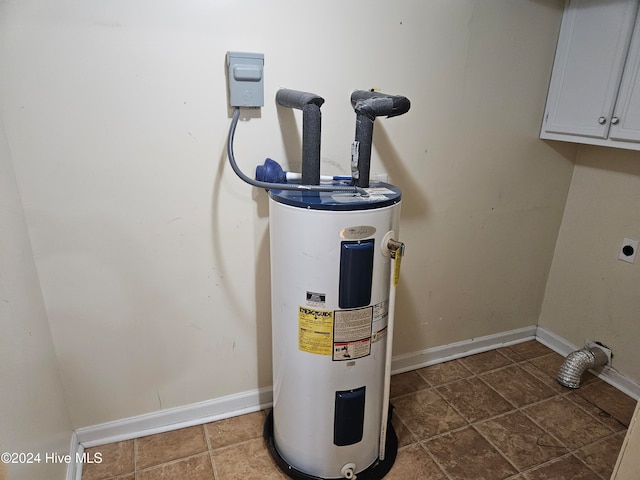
left=334, top=338, right=371, bottom=361
left=298, top=307, right=333, bottom=356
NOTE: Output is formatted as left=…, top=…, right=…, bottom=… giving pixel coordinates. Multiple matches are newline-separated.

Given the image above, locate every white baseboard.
left=391, top=325, right=538, bottom=374
left=69, top=323, right=639, bottom=476
left=75, top=386, right=272, bottom=449
left=65, top=431, right=80, bottom=480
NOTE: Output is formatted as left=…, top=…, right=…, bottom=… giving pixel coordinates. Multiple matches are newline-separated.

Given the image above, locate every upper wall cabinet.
left=541, top=0, right=640, bottom=150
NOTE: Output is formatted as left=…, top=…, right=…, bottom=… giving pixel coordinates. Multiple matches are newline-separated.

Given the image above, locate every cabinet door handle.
left=598, top=116, right=607, bottom=125
left=611, top=116, right=620, bottom=125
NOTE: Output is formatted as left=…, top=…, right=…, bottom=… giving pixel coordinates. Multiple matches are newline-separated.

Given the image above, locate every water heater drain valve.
left=341, top=463, right=357, bottom=479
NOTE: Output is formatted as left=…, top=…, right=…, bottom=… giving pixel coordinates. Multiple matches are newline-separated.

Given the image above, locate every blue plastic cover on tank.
left=339, top=240, right=375, bottom=309
left=334, top=386, right=366, bottom=446
left=268, top=182, right=401, bottom=211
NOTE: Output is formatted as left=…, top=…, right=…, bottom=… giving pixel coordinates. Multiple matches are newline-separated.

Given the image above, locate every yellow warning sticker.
left=298, top=307, right=334, bottom=355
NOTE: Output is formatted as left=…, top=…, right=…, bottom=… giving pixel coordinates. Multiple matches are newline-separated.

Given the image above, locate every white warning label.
left=333, top=307, right=373, bottom=342
left=333, top=306, right=372, bottom=361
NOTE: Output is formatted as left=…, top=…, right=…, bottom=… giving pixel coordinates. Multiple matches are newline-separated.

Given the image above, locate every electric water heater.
left=225, top=63, right=410, bottom=478
left=265, top=187, right=401, bottom=479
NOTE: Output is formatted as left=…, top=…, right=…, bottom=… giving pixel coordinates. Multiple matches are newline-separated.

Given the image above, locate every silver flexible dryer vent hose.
left=557, top=346, right=609, bottom=389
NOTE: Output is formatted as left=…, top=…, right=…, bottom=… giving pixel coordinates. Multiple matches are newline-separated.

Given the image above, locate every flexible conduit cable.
left=227, top=107, right=365, bottom=194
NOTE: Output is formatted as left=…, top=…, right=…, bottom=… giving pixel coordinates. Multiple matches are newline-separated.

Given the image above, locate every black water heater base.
left=264, top=408, right=398, bottom=480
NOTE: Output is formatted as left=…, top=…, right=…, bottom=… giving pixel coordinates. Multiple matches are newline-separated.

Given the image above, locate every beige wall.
left=0, top=120, right=72, bottom=477
left=1, top=0, right=574, bottom=428
left=539, top=146, right=640, bottom=384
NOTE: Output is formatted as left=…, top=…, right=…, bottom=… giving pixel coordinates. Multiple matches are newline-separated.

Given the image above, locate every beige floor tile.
left=526, top=351, right=568, bottom=379
left=524, top=397, right=614, bottom=450
left=499, top=341, right=553, bottom=362
left=138, top=453, right=214, bottom=480
left=438, top=377, right=513, bottom=423
left=212, top=437, right=288, bottom=480
left=390, top=370, right=429, bottom=399
left=425, top=426, right=517, bottom=480
left=458, top=349, right=513, bottom=374
left=481, top=365, right=556, bottom=407
left=567, top=391, right=627, bottom=432
left=574, top=431, right=626, bottom=479
left=391, top=414, right=417, bottom=448
left=476, top=411, right=568, bottom=470
left=416, top=359, right=472, bottom=387
left=385, top=444, right=447, bottom=480
left=81, top=440, right=134, bottom=480
left=393, top=388, right=467, bottom=440
left=205, top=410, right=266, bottom=450
left=519, top=357, right=569, bottom=394
left=136, top=425, right=207, bottom=470
left=574, top=379, right=637, bottom=427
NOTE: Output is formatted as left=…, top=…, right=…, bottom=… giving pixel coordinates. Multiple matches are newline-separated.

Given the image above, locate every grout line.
left=202, top=423, right=219, bottom=480
left=135, top=452, right=211, bottom=476
left=517, top=452, right=575, bottom=477
left=208, top=434, right=265, bottom=454
left=132, top=437, right=137, bottom=480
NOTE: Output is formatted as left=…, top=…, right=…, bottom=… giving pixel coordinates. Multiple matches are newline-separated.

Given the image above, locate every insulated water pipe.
left=275, top=88, right=323, bottom=185
left=350, top=90, right=411, bottom=188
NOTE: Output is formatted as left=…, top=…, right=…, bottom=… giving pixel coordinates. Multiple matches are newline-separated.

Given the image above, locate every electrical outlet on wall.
left=618, top=238, right=638, bottom=264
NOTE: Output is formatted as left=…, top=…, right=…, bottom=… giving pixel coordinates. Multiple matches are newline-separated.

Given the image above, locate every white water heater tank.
left=265, top=184, right=401, bottom=480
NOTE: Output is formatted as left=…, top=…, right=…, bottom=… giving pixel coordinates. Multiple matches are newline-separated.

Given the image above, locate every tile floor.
left=81, top=341, right=637, bottom=480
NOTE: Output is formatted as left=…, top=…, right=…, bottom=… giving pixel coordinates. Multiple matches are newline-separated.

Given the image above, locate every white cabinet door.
left=609, top=10, right=640, bottom=142
left=542, top=0, right=638, bottom=139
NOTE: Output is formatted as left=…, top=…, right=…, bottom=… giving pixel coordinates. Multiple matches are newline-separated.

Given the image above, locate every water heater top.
left=268, top=182, right=401, bottom=211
